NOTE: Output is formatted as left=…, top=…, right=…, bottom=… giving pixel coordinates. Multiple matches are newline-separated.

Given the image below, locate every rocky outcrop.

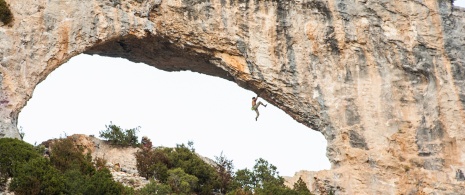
left=44, top=134, right=150, bottom=189
left=1, top=0, right=464, bottom=194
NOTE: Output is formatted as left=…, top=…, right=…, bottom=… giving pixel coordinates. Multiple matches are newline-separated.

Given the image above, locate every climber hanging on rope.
left=251, top=93, right=267, bottom=121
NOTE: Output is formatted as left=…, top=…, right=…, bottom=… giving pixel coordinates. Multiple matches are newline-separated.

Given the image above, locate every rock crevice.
left=1, top=0, right=465, bottom=194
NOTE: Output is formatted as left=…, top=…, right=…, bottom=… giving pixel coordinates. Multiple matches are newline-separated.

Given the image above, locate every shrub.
left=229, top=168, right=254, bottom=194
left=293, top=177, right=313, bottom=195
left=0, top=138, right=41, bottom=190
left=215, top=152, right=234, bottom=194
left=167, top=168, right=198, bottom=194
left=136, top=179, right=172, bottom=195
left=9, top=157, right=66, bottom=195
left=99, top=123, right=140, bottom=147
left=135, top=142, right=221, bottom=194
left=169, top=144, right=220, bottom=194
left=141, top=136, right=152, bottom=149
left=94, top=156, right=107, bottom=170
left=84, top=168, right=127, bottom=195
left=230, top=158, right=304, bottom=195
left=135, top=138, right=171, bottom=180
left=49, top=137, right=95, bottom=175
left=0, top=137, right=133, bottom=194
left=0, top=0, right=12, bottom=24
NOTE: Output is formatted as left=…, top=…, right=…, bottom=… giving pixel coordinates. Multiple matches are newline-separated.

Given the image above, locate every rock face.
left=0, top=0, right=464, bottom=194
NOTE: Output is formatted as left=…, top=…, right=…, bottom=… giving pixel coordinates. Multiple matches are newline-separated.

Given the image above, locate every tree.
left=136, top=179, right=172, bottom=195
left=10, top=158, right=66, bottom=195
left=293, top=177, right=312, bottom=195
left=135, top=139, right=171, bottom=180
left=84, top=168, right=127, bottom=195
left=215, top=152, right=234, bottom=194
left=169, top=144, right=219, bottom=194
left=141, top=136, right=152, bottom=149
left=229, top=168, right=254, bottom=194
left=167, top=168, right=199, bottom=194
left=99, top=122, right=140, bottom=147
left=135, top=142, right=221, bottom=194
left=49, top=137, right=94, bottom=175
left=0, top=138, right=41, bottom=190
left=230, top=158, right=300, bottom=195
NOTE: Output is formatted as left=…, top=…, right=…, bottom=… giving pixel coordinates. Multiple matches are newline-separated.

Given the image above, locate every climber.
left=251, top=94, right=267, bottom=121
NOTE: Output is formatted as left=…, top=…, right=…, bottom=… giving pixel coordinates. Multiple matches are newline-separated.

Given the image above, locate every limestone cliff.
left=1, top=0, right=464, bottom=194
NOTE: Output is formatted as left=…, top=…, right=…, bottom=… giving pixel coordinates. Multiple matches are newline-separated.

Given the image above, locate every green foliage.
left=229, top=168, right=254, bottom=194
left=141, top=136, right=152, bottom=149
left=99, top=123, right=140, bottom=147
left=0, top=0, right=12, bottom=24
left=169, top=144, right=219, bottom=194
left=10, top=158, right=66, bottom=195
left=2, top=137, right=314, bottom=195
left=293, top=177, right=312, bottom=195
left=135, top=142, right=220, bottom=194
left=94, top=156, right=108, bottom=169
left=84, top=168, right=127, bottom=195
left=215, top=152, right=234, bottom=194
left=135, top=138, right=171, bottom=180
left=48, top=138, right=128, bottom=194
left=230, top=158, right=309, bottom=195
left=0, top=138, right=41, bottom=190
left=1, top=137, right=128, bottom=194
left=167, top=168, right=198, bottom=194
left=49, top=137, right=95, bottom=175
left=136, top=180, right=172, bottom=195
left=62, top=169, right=89, bottom=194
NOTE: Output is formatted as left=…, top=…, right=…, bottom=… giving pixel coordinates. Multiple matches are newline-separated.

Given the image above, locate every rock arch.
left=1, top=0, right=465, bottom=193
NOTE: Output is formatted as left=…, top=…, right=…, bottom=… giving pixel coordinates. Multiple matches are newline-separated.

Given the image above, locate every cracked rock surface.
left=1, top=0, right=465, bottom=194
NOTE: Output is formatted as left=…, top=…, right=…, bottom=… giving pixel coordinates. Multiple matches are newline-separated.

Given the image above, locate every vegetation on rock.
left=0, top=137, right=131, bottom=194
left=0, top=138, right=41, bottom=191
left=135, top=137, right=313, bottom=195
left=99, top=122, right=140, bottom=147
left=0, top=0, right=12, bottom=24
left=1, top=129, right=314, bottom=194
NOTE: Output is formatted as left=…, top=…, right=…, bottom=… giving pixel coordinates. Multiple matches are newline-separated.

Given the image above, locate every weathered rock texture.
left=0, top=0, right=464, bottom=194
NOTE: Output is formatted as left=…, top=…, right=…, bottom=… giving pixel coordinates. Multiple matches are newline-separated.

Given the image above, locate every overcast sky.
left=17, top=1, right=465, bottom=177
left=18, top=54, right=330, bottom=176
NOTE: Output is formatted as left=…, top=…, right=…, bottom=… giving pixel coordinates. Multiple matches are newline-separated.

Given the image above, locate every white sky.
left=18, top=54, right=330, bottom=176
left=17, top=0, right=465, bottom=176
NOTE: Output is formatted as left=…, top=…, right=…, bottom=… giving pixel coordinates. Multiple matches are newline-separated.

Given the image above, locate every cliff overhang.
left=1, top=0, right=465, bottom=194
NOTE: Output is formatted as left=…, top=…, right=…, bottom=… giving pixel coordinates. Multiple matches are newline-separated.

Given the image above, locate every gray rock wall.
left=1, top=0, right=464, bottom=194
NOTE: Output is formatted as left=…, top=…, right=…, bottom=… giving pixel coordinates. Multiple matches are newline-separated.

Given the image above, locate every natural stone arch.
left=1, top=0, right=465, bottom=194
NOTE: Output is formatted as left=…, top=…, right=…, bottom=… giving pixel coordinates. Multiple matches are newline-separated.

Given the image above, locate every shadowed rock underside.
left=1, top=0, right=464, bottom=194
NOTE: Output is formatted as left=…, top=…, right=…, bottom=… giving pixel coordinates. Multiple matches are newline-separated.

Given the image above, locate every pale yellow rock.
left=1, top=0, right=465, bottom=194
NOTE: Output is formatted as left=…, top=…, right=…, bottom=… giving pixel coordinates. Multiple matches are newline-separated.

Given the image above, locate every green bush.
left=0, top=137, right=130, bottom=194
left=230, top=158, right=310, bottom=195
left=229, top=168, right=254, bottom=194
left=293, top=177, right=312, bottom=195
left=135, top=142, right=221, bottom=194
left=215, top=152, right=234, bottom=194
left=49, top=137, right=95, bottom=175
left=135, top=137, right=171, bottom=180
left=169, top=144, right=219, bottom=194
left=167, top=168, right=198, bottom=194
left=136, top=179, right=172, bottom=195
left=48, top=137, right=129, bottom=194
left=0, top=138, right=41, bottom=190
left=9, top=158, right=66, bottom=195
left=99, top=123, right=140, bottom=147
left=0, top=0, right=12, bottom=24
left=84, top=168, right=127, bottom=195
